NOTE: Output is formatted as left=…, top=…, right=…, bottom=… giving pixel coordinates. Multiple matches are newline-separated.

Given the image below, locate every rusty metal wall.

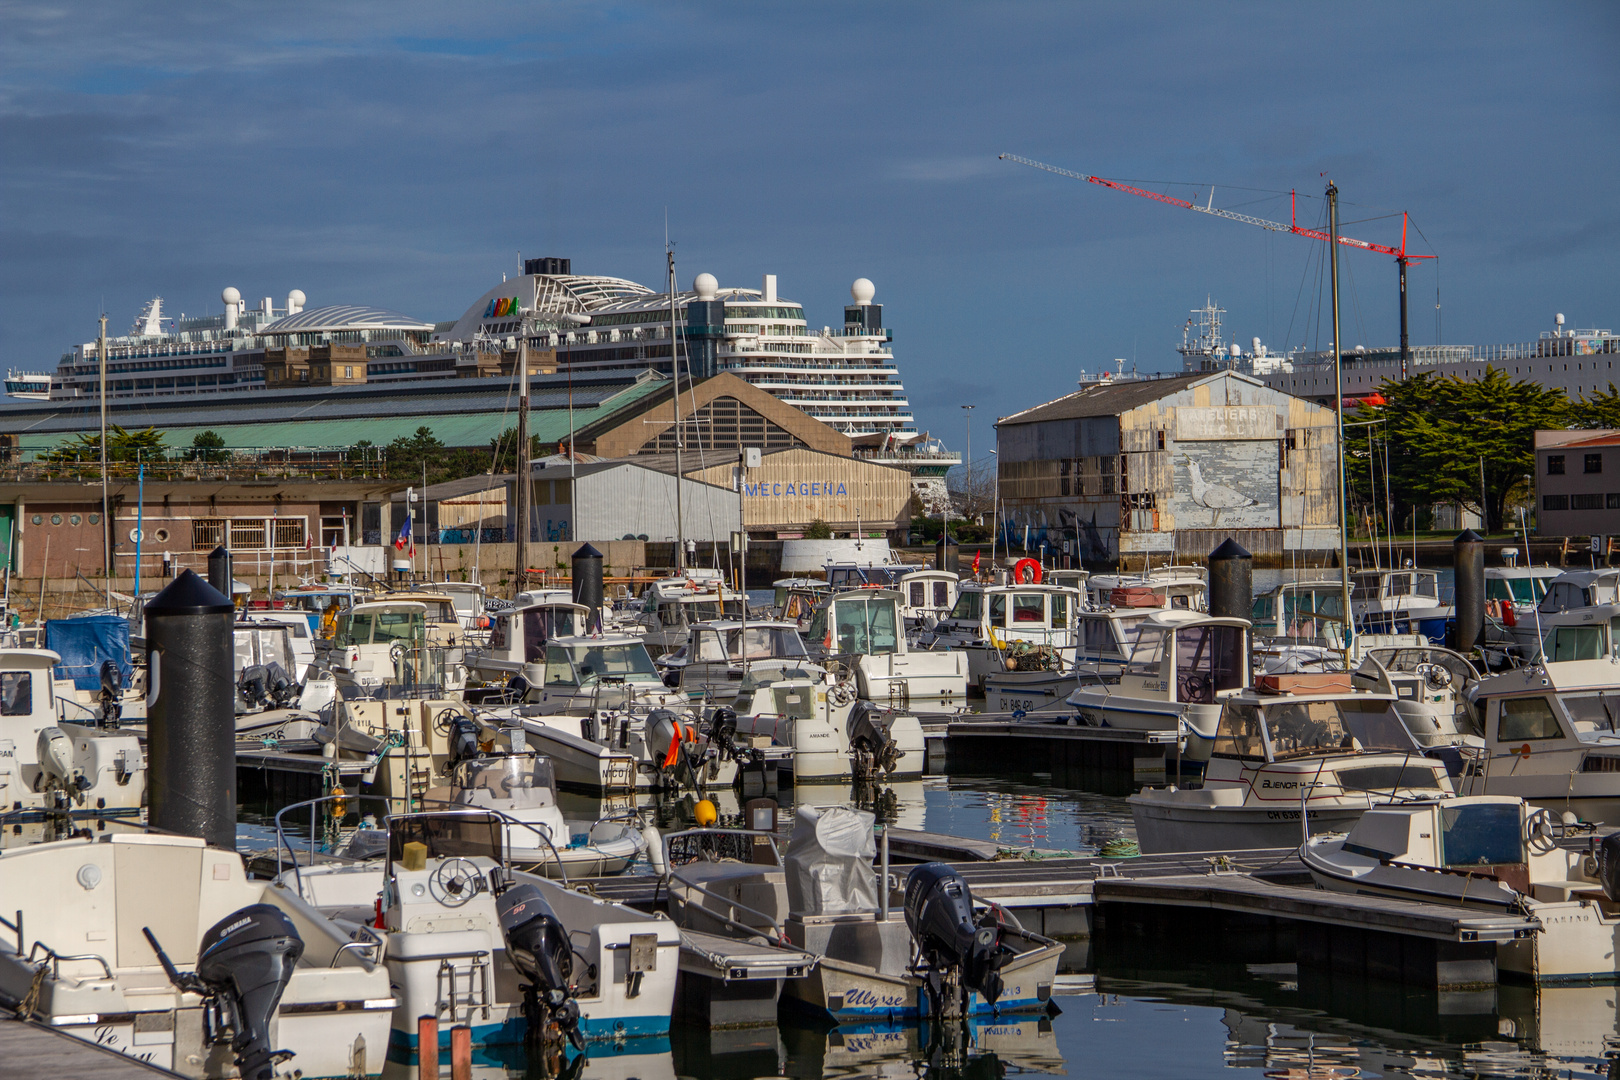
left=685, top=448, right=911, bottom=532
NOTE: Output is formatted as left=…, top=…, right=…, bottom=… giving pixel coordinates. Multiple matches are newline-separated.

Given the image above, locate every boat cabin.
left=1248, top=581, right=1346, bottom=642
left=1539, top=569, right=1620, bottom=614
left=938, top=583, right=1079, bottom=648
left=636, top=575, right=745, bottom=647
left=1073, top=607, right=1155, bottom=677
left=825, top=562, right=907, bottom=590
left=487, top=601, right=588, bottom=666
left=1486, top=566, right=1559, bottom=608
left=1211, top=689, right=1447, bottom=767
left=806, top=590, right=905, bottom=657
left=1335, top=797, right=1527, bottom=874
left=538, top=635, right=664, bottom=692
left=1120, top=611, right=1249, bottom=706
left=659, top=620, right=812, bottom=692
left=275, top=585, right=363, bottom=637
left=1085, top=566, right=1207, bottom=612
left=895, top=569, right=958, bottom=628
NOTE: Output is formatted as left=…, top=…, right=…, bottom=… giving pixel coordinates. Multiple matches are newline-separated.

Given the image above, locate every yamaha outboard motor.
left=904, top=862, right=1007, bottom=1015
left=238, top=664, right=269, bottom=711
left=261, top=661, right=296, bottom=708
left=497, top=883, right=586, bottom=1054
left=145, top=904, right=304, bottom=1080
left=848, top=701, right=903, bottom=778
left=707, top=706, right=752, bottom=765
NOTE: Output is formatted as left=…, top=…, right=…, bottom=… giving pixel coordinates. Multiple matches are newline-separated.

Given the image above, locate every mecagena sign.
left=483, top=297, right=521, bottom=318
left=744, top=480, right=849, bottom=498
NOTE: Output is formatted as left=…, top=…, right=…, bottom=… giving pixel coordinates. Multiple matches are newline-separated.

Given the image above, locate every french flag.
left=394, top=512, right=413, bottom=552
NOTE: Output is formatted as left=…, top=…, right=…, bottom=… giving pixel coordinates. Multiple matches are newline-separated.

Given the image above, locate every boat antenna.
left=1520, top=505, right=1545, bottom=667
left=668, top=243, right=685, bottom=574
left=1328, top=182, right=1351, bottom=671
left=98, top=312, right=111, bottom=606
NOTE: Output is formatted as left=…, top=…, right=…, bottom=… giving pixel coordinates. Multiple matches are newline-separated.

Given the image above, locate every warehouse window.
left=645, top=396, right=805, bottom=453
left=1547, top=455, right=1565, bottom=475
left=191, top=516, right=308, bottom=552
left=1543, top=495, right=1569, bottom=511
left=1572, top=494, right=1602, bottom=510
left=1587, top=454, right=1603, bottom=474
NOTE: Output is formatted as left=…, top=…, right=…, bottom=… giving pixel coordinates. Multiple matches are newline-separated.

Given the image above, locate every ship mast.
left=1328, top=182, right=1352, bottom=669
left=669, top=248, right=685, bottom=575
left=98, top=313, right=110, bottom=606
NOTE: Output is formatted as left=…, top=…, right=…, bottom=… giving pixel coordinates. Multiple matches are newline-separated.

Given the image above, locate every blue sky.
left=2, top=1, right=1615, bottom=455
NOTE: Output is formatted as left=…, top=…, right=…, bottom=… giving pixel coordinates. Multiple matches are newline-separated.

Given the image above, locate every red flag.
left=972, top=551, right=982, bottom=573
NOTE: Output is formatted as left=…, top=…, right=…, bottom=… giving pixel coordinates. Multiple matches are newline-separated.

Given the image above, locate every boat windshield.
left=336, top=609, right=423, bottom=647
left=1252, top=588, right=1344, bottom=638
left=947, top=591, right=982, bottom=622
left=1540, top=624, right=1614, bottom=662
left=450, top=756, right=557, bottom=810
left=828, top=565, right=904, bottom=588
left=388, top=811, right=504, bottom=864
left=543, top=642, right=660, bottom=687
left=1487, top=576, right=1549, bottom=603
left=816, top=596, right=901, bottom=655
left=1212, top=701, right=1268, bottom=759
left=1270, top=698, right=1416, bottom=756
left=1440, top=803, right=1524, bottom=867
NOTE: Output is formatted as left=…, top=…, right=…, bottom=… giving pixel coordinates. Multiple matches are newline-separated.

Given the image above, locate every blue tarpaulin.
left=45, top=614, right=132, bottom=691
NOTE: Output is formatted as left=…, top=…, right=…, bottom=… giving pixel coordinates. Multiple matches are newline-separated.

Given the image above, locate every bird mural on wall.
left=1181, top=454, right=1258, bottom=528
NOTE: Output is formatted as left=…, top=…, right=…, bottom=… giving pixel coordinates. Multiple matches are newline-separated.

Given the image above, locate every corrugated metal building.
left=681, top=446, right=912, bottom=538
left=996, top=371, right=1339, bottom=564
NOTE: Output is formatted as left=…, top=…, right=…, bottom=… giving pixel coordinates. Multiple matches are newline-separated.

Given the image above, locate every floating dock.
left=0, top=1010, right=185, bottom=1079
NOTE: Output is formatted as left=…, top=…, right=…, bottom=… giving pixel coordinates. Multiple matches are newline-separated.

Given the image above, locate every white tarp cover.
left=784, top=805, right=878, bottom=916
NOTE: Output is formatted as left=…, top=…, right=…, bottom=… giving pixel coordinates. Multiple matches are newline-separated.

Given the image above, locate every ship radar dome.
left=222, top=286, right=241, bottom=305
left=851, top=278, right=876, bottom=305
left=693, top=273, right=718, bottom=301
left=287, top=289, right=306, bottom=310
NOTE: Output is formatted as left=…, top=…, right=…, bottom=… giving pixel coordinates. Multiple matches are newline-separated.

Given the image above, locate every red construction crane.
left=1000, top=154, right=1435, bottom=369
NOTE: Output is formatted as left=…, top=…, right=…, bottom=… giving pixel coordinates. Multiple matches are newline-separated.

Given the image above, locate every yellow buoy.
left=694, top=799, right=717, bottom=826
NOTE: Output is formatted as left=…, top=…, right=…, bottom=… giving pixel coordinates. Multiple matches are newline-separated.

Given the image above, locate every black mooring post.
left=206, top=545, right=232, bottom=603
left=571, top=543, right=604, bottom=630
left=144, top=569, right=237, bottom=849
left=1208, top=538, right=1253, bottom=621
left=1453, top=529, right=1485, bottom=653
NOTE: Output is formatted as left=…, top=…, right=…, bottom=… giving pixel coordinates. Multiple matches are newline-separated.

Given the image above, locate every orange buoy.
left=1013, top=558, right=1043, bottom=585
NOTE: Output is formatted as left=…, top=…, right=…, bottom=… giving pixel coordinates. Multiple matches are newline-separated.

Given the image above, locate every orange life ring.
left=1013, top=558, right=1043, bottom=585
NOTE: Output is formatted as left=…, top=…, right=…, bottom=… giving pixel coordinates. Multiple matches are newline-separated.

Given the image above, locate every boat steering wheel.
left=429, top=858, right=487, bottom=907
left=1525, top=808, right=1562, bottom=855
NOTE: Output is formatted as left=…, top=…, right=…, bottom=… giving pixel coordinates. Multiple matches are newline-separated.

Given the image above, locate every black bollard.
left=206, top=545, right=232, bottom=602
left=1453, top=529, right=1485, bottom=653
left=145, top=569, right=237, bottom=849
left=571, top=543, right=604, bottom=629
left=935, top=533, right=959, bottom=578
left=1208, top=538, right=1253, bottom=620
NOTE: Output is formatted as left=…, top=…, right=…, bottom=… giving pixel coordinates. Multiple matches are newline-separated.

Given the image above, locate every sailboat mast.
left=515, top=307, right=531, bottom=594
left=1328, top=182, right=1351, bottom=668
left=98, top=313, right=110, bottom=606
left=669, top=248, right=685, bottom=574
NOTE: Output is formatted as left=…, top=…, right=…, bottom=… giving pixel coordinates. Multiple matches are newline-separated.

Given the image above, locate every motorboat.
left=0, top=648, right=144, bottom=816
left=1349, top=645, right=1482, bottom=762
left=634, top=571, right=745, bottom=655
left=1460, top=656, right=1620, bottom=819
left=0, top=828, right=396, bottom=1078
left=1084, top=565, right=1208, bottom=612
left=421, top=751, right=646, bottom=876
left=408, top=581, right=491, bottom=634
left=46, top=613, right=147, bottom=728
left=825, top=561, right=908, bottom=590
left=310, top=696, right=482, bottom=808
left=918, top=583, right=1079, bottom=693
left=1503, top=568, right=1620, bottom=662
left=1065, top=611, right=1251, bottom=759
left=499, top=634, right=689, bottom=714
left=656, top=620, right=816, bottom=698
left=274, top=806, right=679, bottom=1053
left=274, top=583, right=365, bottom=638
left=236, top=611, right=321, bottom=683
left=1301, top=794, right=1620, bottom=983
left=806, top=589, right=968, bottom=705
left=729, top=666, right=926, bottom=782
left=1128, top=683, right=1454, bottom=854
left=329, top=601, right=467, bottom=696
left=983, top=604, right=1154, bottom=713
left=895, top=569, right=959, bottom=630
left=777, top=806, right=1063, bottom=1021
left=507, top=694, right=745, bottom=795
left=465, top=598, right=587, bottom=687
left=233, top=618, right=336, bottom=730
left=1348, top=568, right=1449, bottom=638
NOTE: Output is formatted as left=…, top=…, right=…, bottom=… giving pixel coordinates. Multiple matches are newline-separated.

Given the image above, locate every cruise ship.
left=11, top=260, right=921, bottom=440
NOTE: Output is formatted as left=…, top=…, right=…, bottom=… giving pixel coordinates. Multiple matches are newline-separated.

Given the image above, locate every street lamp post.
left=561, top=313, right=592, bottom=542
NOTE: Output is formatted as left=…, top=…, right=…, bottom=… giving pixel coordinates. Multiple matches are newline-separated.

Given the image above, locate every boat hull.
left=1130, top=792, right=1369, bottom=854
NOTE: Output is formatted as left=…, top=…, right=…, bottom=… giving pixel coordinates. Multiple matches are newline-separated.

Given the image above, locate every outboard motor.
left=144, top=904, right=304, bottom=1080
left=98, top=659, right=122, bottom=729
left=1598, top=832, right=1620, bottom=903
left=497, top=883, right=586, bottom=1054
left=238, top=664, right=269, bottom=712
left=35, top=726, right=88, bottom=802
left=448, top=715, right=482, bottom=764
left=848, top=701, right=903, bottom=779
left=706, top=706, right=752, bottom=765
left=904, top=862, right=1007, bottom=1018
left=261, top=662, right=296, bottom=708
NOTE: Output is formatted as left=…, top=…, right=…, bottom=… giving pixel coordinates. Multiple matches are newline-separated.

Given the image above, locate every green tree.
left=385, top=426, right=446, bottom=481
left=189, top=430, right=228, bottom=463
left=803, top=519, right=833, bottom=539
left=1571, top=383, right=1620, bottom=430
left=488, top=428, right=544, bottom=474
left=1346, top=367, right=1569, bottom=533
left=44, top=425, right=166, bottom=464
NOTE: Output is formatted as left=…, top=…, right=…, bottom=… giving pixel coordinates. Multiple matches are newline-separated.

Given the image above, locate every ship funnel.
left=763, top=274, right=777, bottom=303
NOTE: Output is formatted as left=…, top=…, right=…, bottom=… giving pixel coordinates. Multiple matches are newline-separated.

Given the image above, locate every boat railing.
left=661, top=827, right=806, bottom=949
left=412, top=797, right=572, bottom=884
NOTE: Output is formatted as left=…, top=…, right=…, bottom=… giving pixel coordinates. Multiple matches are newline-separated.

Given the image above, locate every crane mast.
left=1000, top=154, right=1435, bottom=371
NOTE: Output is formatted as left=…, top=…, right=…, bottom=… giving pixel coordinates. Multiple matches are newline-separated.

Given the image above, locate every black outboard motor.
left=238, top=664, right=269, bottom=711
left=1597, top=832, right=1620, bottom=902
left=448, top=716, right=482, bottom=764
left=261, top=661, right=296, bottom=708
left=707, top=706, right=753, bottom=764
left=904, top=862, right=1007, bottom=1014
left=98, top=659, right=122, bottom=729
left=144, top=904, right=304, bottom=1080
left=497, top=883, right=586, bottom=1053
left=848, top=701, right=903, bottom=778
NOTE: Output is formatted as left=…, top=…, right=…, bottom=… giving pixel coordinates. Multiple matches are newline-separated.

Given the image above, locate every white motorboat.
left=895, top=569, right=959, bottom=630
left=0, top=828, right=396, bottom=1078
left=0, top=648, right=144, bottom=816
left=509, top=697, right=741, bottom=795
left=806, top=589, right=968, bottom=704
left=1301, top=794, right=1620, bottom=983
left=275, top=806, right=679, bottom=1055
left=330, top=601, right=467, bottom=696
left=1349, top=645, right=1482, bottom=758
left=634, top=571, right=745, bottom=655
left=1065, top=611, right=1251, bottom=759
left=1505, top=568, right=1620, bottom=662
left=777, top=806, right=1063, bottom=1021
left=983, top=604, right=1155, bottom=713
left=497, top=634, right=690, bottom=714
left=657, top=620, right=817, bottom=698
left=1084, top=565, right=1207, bottom=612
left=919, top=583, right=1080, bottom=693
left=729, top=666, right=926, bottom=782
left=422, top=752, right=646, bottom=876
left=1460, top=656, right=1620, bottom=819
left=465, top=598, right=587, bottom=686
left=1348, top=568, right=1449, bottom=639
left=1128, top=682, right=1454, bottom=854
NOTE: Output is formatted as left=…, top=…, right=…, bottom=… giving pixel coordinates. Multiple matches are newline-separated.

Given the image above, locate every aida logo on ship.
left=483, top=297, right=522, bottom=319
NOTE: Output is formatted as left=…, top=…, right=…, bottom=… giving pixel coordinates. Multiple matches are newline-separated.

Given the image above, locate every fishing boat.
left=918, top=582, right=1079, bottom=693
left=656, top=620, right=816, bottom=697
left=633, top=571, right=745, bottom=655
left=1301, top=794, right=1619, bottom=983
left=895, top=568, right=960, bottom=630
left=465, top=597, right=587, bottom=687
left=1128, top=682, right=1454, bottom=853
left=329, top=600, right=467, bottom=697
left=729, top=666, right=926, bottom=782
left=982, top=604, right=1153, bottom=713
left=805, top=589, right=968, bottom=705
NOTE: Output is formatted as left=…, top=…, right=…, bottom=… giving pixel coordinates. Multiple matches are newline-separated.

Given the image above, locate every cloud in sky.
left=1, top=0, right=1616, bottom=451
